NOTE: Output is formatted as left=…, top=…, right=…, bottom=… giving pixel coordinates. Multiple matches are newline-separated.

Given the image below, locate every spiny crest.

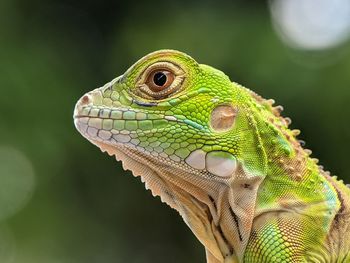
left=250, top=93, right=342, bottom=184
left=244, top=87, right=333, bottom=181
left=245, top=88, right=292, bottom=130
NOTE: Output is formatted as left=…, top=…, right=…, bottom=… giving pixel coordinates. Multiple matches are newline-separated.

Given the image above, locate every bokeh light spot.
left=270, top=0, right=350, bottom=50
left=0, top=147, right=36, bottom=221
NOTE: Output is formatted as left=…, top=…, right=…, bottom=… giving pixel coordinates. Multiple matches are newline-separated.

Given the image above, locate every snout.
left=73, top=89, right=103, bottom=136
left=73, top=89, right=104, bottom=118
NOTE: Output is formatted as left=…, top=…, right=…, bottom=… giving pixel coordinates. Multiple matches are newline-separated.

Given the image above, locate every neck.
left=95, top=141, right=265, bottom=263
left=120, top=146, right=265, bottom=262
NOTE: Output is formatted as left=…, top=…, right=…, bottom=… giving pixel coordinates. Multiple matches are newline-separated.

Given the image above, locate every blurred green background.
left=1, top=0, right=350, bottom=262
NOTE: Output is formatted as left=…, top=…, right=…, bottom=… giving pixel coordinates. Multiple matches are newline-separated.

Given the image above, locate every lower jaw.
left=90, top=139, right=231, bottom=262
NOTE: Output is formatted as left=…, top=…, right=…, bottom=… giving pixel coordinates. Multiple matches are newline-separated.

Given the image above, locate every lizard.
left=73, top=50, right=350, bottom=262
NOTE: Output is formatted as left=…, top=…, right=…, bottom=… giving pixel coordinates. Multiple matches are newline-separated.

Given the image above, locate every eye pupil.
left=146, top=69, right=176, bottom=94
left=153, top=72, right=167, bottom=86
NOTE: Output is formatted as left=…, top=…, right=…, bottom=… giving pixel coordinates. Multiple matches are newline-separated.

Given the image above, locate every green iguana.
left=73, top=50, right=350, bottom=262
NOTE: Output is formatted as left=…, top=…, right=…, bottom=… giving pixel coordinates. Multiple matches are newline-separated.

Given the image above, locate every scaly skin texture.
left=73, top=50, right=350, bottom=262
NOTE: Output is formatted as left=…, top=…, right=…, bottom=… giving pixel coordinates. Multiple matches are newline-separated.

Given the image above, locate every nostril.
left=81, top=95, right=90, bottom=105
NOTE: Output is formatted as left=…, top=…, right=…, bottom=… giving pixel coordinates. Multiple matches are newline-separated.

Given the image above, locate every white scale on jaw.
left=185, top=149, right=237, bottom=178
left=77, top=114, right=238, bottom=178
left=76, top=100, right=238, bottom=178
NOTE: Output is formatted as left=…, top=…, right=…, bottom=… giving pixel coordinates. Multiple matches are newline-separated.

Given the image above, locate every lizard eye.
left=147, top=70, right=175, bottom=92
left=135, top=62, right=185, bottom=100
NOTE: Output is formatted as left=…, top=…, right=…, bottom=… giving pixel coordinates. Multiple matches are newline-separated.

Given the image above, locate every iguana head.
left=74, top=50, right=270, bottom=175
left=73, top=50, right=298, bottom=261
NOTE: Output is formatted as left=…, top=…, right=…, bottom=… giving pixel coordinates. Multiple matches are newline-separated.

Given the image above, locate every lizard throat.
left=91, top=140, right=262, bottom=263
